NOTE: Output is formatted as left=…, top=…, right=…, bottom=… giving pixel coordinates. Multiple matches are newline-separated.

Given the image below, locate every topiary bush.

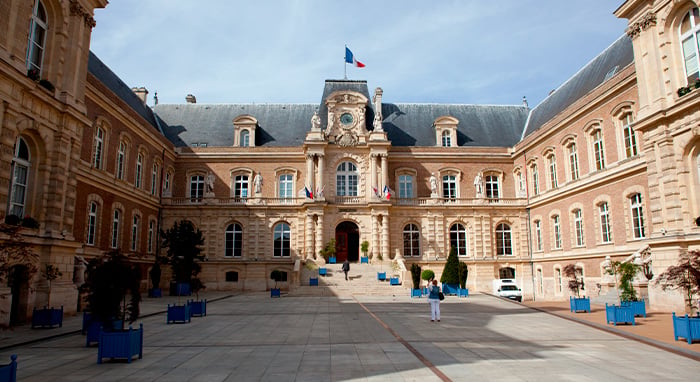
left=440, top=247, right=459, bottom=285
left=410, top=263, right=421, bottom=289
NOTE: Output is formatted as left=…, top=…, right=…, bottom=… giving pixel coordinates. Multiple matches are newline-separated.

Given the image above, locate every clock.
left=340, top=112, right=354, bottom=126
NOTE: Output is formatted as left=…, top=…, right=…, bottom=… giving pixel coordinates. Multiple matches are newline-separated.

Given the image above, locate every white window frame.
left=592, top=129, right=606, bottom=171
left=240, top=130, right=250, bottom=147
left=531, top=163, right=539, bottom=195
left=449, top=223, right=468, bottom=256
left=135, top=153, right=143, bottom=188
left=93, top=127, right=104, bottom=169
left=548, top=154, right=558, bottom=189
left=111, top=209, right=121, bottom=249
left=151, top=163, right=159, bottom=195
left=599, top=202, right=612, bottom=243
left=553, top=215, right=562, bottom=249
left=534, top=220, right=542, bottom=251
left=273, top=222, right=291, bottom=257
left=234, top=174, right=249, bottom=199
left=630, top=193, right=646, bottom=239
left=131, top=215, right=140, bottom=252
left=568, top=142, right=579, bottom=181
left=621, top=113, right=638, bottom=159
left=441, top=130, right=451, bottom=147
left=147, top=220, right=155, bottom=253
left=398, top=174, right=414, bottom=198
left=495, top=223, right=512, bottom=256
left=116, top=141, right=126, bottom=180
left=225, top=223, right=243, bottom=257
left=26, top=0, right=47, bottom=75
left=680, top=7, right=700, bottom=83
left=442, top=174, right=457, bottom=200
left=279, top=174, right=293, bottom=199
left=403, top=224, right=420, bottom=257
left=87, top=202, right=98, bottom=246
left=190, top=175, right=205, bottom=201
left=485, top=174, right=500, bottom=199
left=9, top=138, right=30, bottom=217
left=573, top=209, right=584, bottom=247
left=336, top=161, right=358, bottom=196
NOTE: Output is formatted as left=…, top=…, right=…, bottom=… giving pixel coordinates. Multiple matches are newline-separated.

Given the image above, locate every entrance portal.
left=335, top=221, right=359, bottom=262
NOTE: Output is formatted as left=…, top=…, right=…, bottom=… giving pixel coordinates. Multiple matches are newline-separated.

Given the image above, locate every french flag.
left=345, top=47, right=365, bottom=68
left=304, top=186, right=313, bottom=199
left=383, top=185, right=392, bottom=200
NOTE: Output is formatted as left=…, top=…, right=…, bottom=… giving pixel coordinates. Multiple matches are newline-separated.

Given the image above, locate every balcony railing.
left=164, top=196, right=526, bottom=207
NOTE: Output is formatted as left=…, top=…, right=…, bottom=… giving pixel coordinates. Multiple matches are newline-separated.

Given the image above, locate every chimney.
left=131, top=87, right=149, bottom=104
left=186, top=94, right=197, bottom=104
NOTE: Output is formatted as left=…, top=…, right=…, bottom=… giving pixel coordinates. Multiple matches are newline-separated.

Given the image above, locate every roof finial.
left=522, top=96, right=528, bottom=108
left=154, top=91, right=158, bottom=106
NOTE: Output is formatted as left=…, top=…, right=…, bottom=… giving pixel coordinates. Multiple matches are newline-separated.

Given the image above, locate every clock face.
left=340, top=112, right=354, bottom=126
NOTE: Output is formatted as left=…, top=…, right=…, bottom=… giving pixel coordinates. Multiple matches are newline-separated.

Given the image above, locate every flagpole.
left=344, top=44, right=347, bottom=80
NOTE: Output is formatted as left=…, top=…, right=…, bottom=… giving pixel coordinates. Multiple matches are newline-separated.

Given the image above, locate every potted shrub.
left=319, top=239, right=336, bottom=264
left=270, top=270, right=283, bottom=298
left=187, top=277, right=207, bottom=317
left=457, top=261, right=469, bottom=297
left=148, top=261, right=162, bottom=298
left=32, top=264, right=63, bottom=328
left=564, top=264, right=590, bottom=312
left=410, top=263, right=422, bottom=297
left=604, top=258, right=645, bottom=318
left=360, top=240, right=369, bottom=263
left=440, top=247, right=460, bottom=295
left=86, top=250, right=143, bottom=362
left=161, top=220, right=205, bottom=297
left=421, top=269, right=435, bottom=295
left=655, top=250, right=700, bottom=343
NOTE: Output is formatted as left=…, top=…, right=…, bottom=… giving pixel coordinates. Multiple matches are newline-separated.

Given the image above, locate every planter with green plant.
left=361, top=240, right=369, bottom=263
left=564, top=264, right=590, bottom=312
left=187, top=278, right=207, bottom=317
left=421, top=269, right=435, bottom=295
left=655, top=250, right=700, bottom=343
left=31, top=264, right=63, bottom=328
left=410, top=263, right=422, bottom=297
left=319, top=239, right=336, bottom=264
left=270, top=270, right=283, bottom=298
left=604, top=258, right=645, bottom=318
left=161, top=220, right=205, bottom=298
left=440, top=247, right=462, bottom=296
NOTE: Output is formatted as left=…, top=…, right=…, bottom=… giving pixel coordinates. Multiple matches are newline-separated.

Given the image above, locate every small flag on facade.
left=305, top=186, right=313, bottom=199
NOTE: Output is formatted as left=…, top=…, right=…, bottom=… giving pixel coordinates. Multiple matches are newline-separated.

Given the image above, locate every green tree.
left=440, top=247, right=459, bottom=284
left=563, top=264, right=584, bottom=297
left=655, top=250, right=700, bottom=313
left=606, top=260, right=641, bottom=302
left=86, top=250, right=141, bottom=330
left=319, top=239, right=336, bottom=262
left=361, top=240, right=369, bottom=258
left=421, top=269, right=435, bottom=283
left=161, top=220, right=205, bottom=284
left=458, top=262, right=468, bottom=289
left=410, top=263, right=421, bottom=289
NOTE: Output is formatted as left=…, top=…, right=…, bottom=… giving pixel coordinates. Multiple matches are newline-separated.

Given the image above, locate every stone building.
left=0, top=0, right=699, bottom=325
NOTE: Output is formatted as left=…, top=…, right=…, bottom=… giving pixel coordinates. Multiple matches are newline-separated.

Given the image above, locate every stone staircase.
left=291, top=261, right=410, bottom=297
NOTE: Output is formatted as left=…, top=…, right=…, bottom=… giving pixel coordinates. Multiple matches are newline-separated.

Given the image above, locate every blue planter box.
left=319, top=268, right=327, bottom=276
left=167, top=304, right=191, bottom=324
left=620, top=300, right=646, bottom=317
left=187, top=299, right=207, bottom=317
left=0, top=354, right=17, bottom=382
left=411, top=289, right=422, bottom=298
left=390, top=277, right=400, bottom=285
left=83, top=313, right=124, bottom=346
left=377, top=272, right=386, bottom=281
left=97, top=324, right=143, bottom=364
left=309, top=278, right=318, bottom=286
left=569, top=297, right=591, bottom=313
left=329, top=257, right=337, bottom=264
left=422, top=287, right=429, bottom=296
left=458, top=288, right=469, bottom=298
left=442, top=283, right=460, bottom=296
left=605, top=303, right=635, bottom=325
left=270, top=288, right=281, bottom=298
left=672, top=313, right=700, bottom=344
left=31, top=306, right=63, bottom=328
left=148, top=288, right=162, bottom=298
left=360, top=257, right=369, bottom=264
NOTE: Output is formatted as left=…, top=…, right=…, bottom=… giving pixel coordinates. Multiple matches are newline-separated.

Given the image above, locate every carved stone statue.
left=373, top=111, right=383, bottom=131
left=253, top=172, right=263, bottom=194
left=429, top=173, right=438, bottom=195
left=74, top=255, right=87, bottom=285
left=206, top=172, right=215, bottom=192
left=474, top=172, right=484, bottom=196
left=311, top=111, right=321, bottom=131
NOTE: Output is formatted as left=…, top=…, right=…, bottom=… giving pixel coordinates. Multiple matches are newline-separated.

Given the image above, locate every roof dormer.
left=233, top=115, right=258, bottom=147
left=433, top=116, right=459, bottom=147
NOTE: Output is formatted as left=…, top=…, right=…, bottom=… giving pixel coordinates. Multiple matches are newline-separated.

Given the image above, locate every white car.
left=497, top=284, right=522, bottom=302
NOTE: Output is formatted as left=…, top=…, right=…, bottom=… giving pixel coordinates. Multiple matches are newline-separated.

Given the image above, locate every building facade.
left=1, top=0, right=699, bottom=325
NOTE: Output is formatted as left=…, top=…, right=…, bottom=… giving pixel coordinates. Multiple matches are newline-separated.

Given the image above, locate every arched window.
left=531, top=163, right=539, bottom=195
left=131, top=215, right=140, bottom=251
left=630, top=193, right=646, bottom=239
left=495, top=223, right=512, bottom=256
left=26, top=0, right=47, bottom=75
left=240, top=130, right=250, bottom=147
left=449, top=223, right=468, bottom=256
left=403, top=224, right=420, bottom=257
left=111, top=209, right=121, bottom=249
left=547, top=153, right=558, bottom=189
left=151, top=163, right=159, bottom=195
left=533, top=220, right=542, bottom=251
left=599, top=202, right=612, bottom=243
left=135, top=153, right=143, bottom=188
left=93, top=127, right=104, bottom=169
left=680, top=7, right=700, bottom=83
left=86, top=202, right=98, bottom=246
left=147, top=220, right=155, bottom=253
left=225, top=223, right=243, bottom=257
left=567, top=142, right=579, bottom=181
left=441, top=130, right=451, bottom=147
left=552, top=215, right=562, bottom=249
left=573, top=209, right=584, bottom=247
left=592, top=129, right=606, bottom=171
left=9, top=138, right=30, bottom=217
left=273, top=223, right=290, bottom=257
left=621, top=113, right=638, bottom=158
left=336, top=162, right=358, bottom=196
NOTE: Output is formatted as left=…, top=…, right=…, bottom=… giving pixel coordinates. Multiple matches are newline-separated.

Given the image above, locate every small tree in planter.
left=270, top=270, right=283, bottom=298
left=440, top=247, right=460, bottom=294
left=605, top=260, right=641, bottom=302
left=564, top=264, right=590, bottom=312
left=161, top=220, right=205, bottom=297
left=148, top=261, right=162, bottom=297
left=458, top=262, right=468, bottom=289
left=421, top=269, right=435, bottom=284
left=42, top=264, right=62, bottom=307
left=319, top=239, right=336, bottom=263
left=410, top=264, right=422, bottom=297
left=87, top=250, right=141, bottom=331
left=361, top=240, right=369, bottom=263
left=655, top=250, right=700, bottom=315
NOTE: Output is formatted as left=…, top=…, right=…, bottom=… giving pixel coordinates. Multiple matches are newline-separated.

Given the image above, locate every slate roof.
left=521, top=34, right=634, bottom=139
left=87, top=52, right=161, bottom=132
left=153, top=79, right=529, bottom=148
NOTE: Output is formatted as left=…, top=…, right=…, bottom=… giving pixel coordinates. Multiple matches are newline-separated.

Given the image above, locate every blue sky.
left=91, top=1, right=629, bottom=108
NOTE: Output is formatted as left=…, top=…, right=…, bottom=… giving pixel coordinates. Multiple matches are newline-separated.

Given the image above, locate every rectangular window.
left=548, top=155, right=558, bottom=189
left=147, top=220, right=155, bottom=253
left=190, top=175, right=204, bottom=201
left=556, top=268, right=562, bottom=293
left=442, top=175, right=457, bottom=199
left=534, top=220, right=542, bottom=251
left=279, top=174, right=293, bottom=198
left=9, top=163, right=28, bottom=217
left=164, top=172, right=171, bottom=193
left=93, top=128, right=104, bottom=169
left=111, top=210, right=120, bottom=249
left=485, top=175, right=499, bottom=199
left=574, top=210, right=584, bottom=247
left=631, top=193, right=646, bottom=239
left=600, top=202, right=612, bottom=243
left=135, top=154, right=143, bottom=188
left=116, top=142, right=125, bottom=180
left=234, top=175, right=249, bottom=198
left=398, top=175, right=413, bottom=198
left=131, top=216, right=140, bottom=251
left=151, top=164, right=159, bottom=195
left=553, top=215, right=562, bottom=249
left=622, top=114, right=638, bottom=158
left=531, top=165, right=539, bottom=195
left=568, top=144, right=579, bottom=181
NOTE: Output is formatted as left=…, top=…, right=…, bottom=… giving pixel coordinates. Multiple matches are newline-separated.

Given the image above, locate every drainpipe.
left=523, top=150, right=535, bottom=301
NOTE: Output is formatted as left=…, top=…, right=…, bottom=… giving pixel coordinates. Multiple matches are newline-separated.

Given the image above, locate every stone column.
left=381, top=214, right=390, bottom=260
left=380, top=154, right=388, bottom=192
left=370, top=154, right=377, bottom=198
left=305, top=154, right=314, bottom=196
left=371, top=214, right=378, bottom=260
left=305, top=214, right=314, bottom=259
left=315, top=214, right=324, bottom=262
left=316, top=154, right=325, bottom=199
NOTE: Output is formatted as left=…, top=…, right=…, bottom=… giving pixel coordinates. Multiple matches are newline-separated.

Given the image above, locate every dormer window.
left=433, top=116, right=458, bottom=148
left=233, top=115, right=257, bottom=147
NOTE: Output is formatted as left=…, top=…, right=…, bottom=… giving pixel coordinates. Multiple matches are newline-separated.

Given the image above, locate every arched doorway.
left=499, top=267, right=515, bottom=279
left=335, top=221, right=359, bottom=262
left=9, top=265, right=30, bottom=325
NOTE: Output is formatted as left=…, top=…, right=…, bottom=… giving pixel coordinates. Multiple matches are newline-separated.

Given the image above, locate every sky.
left=90, top=1, right=629, bottom=108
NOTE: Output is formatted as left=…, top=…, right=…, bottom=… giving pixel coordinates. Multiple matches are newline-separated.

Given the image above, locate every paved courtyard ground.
left=1, top=292, right=699, bottom=381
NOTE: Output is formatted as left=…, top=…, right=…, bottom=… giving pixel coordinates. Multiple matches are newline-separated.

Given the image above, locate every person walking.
left=342, top=259, right=350, bottom=281
left=428, top=279, right=441, bottom=322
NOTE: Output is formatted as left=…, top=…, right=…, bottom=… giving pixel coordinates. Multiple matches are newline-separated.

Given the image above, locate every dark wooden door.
left=336, top=232, right=348, bottom=262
